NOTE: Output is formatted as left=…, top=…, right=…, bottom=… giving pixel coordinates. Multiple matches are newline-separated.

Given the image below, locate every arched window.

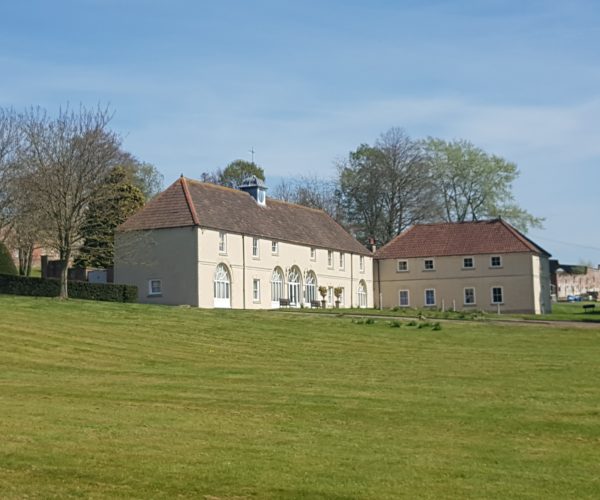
left=288, top=267, right=302, bottom=307
left=214, top=264, right=231, bottom=308
left=305, top=271, right=317, bottom=304
left=358, top=280, right=367, bottom=308
left=271, top=267, right=284, bottom=306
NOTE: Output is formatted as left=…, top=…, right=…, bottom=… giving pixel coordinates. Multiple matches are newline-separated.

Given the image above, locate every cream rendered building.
left=115, top=176, right=373, bottom=309
left=374, top=220, right=552, bottom=314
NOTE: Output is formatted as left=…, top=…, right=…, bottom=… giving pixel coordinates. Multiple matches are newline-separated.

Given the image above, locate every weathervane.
left=249, top=147, right=255, bottom=164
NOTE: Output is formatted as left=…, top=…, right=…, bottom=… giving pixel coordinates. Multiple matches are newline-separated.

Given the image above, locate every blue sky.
left=1, top=0, right=599, bottom=263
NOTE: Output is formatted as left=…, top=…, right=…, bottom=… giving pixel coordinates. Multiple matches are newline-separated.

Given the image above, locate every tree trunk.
left=18, top=244, right=34, bottom=276
left=59, top=255, right=69, bottom=299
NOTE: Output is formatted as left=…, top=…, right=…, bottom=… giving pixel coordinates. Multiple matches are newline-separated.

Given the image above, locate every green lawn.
left=1, top=295, right=599, bottom=499
left=287, top=301, right=600, bottom=323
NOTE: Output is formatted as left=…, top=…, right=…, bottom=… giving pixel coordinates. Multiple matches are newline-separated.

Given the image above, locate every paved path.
left=280, top=311, right=600, bottom=330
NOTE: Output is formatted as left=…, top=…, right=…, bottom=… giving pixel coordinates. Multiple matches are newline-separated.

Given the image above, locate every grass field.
left=1, top=295, right=599, bottom=499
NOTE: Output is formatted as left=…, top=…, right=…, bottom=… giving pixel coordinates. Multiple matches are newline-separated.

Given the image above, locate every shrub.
left=0, top=243, right=17, bottom=275
left=407, top=320, right=417, bottom=327
left=432, top=322, right=442, bottom=331
left=389, top=320, right=402, bottom=328
left=0, top=274, right=138, bottom=303
left=365, top=318, right=376, bottom=325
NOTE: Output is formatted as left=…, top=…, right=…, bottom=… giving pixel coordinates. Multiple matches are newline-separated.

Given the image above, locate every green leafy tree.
left=424, top=138, right=543, bottom=231
left=220, top=160, right=265, bottom=188
left=202, top=160, right=265, bottom=189
left=75, top=167, right=145, bottom=269
left=0, top=241, right=17, bottom=275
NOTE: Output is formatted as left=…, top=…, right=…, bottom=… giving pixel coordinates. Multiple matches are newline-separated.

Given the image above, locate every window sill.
left=491, top=302, right=504, bottom=306
left=396, top=270, right=409, bottom=273
left=147, top=294, right=163, bottom=298
left=461, top=267, right=476, bottom=271
left=422, top=269, right=436, bottom=272
left=424, top=304, right=436, bottom=307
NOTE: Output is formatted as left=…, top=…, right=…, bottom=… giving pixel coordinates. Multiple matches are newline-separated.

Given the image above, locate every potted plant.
left=334, top=287, right=343, bottom=308
left=318, top=286, right=328, bottom=308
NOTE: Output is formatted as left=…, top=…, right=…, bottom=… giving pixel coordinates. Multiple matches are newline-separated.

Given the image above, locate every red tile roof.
left=119, top=177, right=371, bottom=256
left=374, top=219, right=550, bottom=259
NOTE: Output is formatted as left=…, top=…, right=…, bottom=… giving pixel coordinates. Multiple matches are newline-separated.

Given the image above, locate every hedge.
left=0, top=274, right=138, bottom=303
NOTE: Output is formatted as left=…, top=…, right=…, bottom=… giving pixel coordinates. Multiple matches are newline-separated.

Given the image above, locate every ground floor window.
left=399, top=290, right=409, bottom=307
left=425, top=288, right=436, bottom=306
left=288, top=268, right=302, bottom=306
left=305, top=272, right=317, bottom=303
left=271, top=268, right=284, bottom=303
left=358, top=281, right=367, bottom=307
left=148, top=279, right=162, bottom=296
left=214, top=264, right=231, bottom=307
left=253, top=279, right=260, bottom=302
left=491, top=286, right=504, bottom=304
left=464, top=287, right=476, bottom=305
left=328, top=286, right=334, bottom=305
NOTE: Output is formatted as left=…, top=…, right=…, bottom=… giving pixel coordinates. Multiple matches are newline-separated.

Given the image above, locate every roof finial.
left=249, top=147, right=255, bottom=164
left=180, top=173, right=184, bottom=178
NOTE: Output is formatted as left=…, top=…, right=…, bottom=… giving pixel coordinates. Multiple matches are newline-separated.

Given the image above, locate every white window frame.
left=218, top=232, right=227, bottom=254
left=399, top=289, right=409, bottom=307
left=491, top=286, right=504, bottom=304
left=490, top=255, right=502, bottom=268
left=327, top=251, right=334, bottom=268
left=339, top=252, right=345, bottom=270
left=359, top=255, right=365, bottom=273
left=397, top=260, right=408, bottom=272
left=310, top=247, right=316, bottom=260
left=252, top=237, right=259, bottom=258
left=358, top=281, right=367, bottom=308
left=423, top=259, right=435, bottom=271
left=271, top=268, right=284, bottom=307
left=424, top=288, right=436, bottom=306
left=148, top=279, right=162, bottom=296
left=253, top=278, right=260, bottom=302
left=464, top=287, right=476, bottom=305
left=463, top=257, right=474, bottom=269
left=327, top=286, right=334, bottom=305
left=271, top=240, right=279, bottom=255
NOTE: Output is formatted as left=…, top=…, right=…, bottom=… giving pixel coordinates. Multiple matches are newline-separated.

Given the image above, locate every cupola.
left=239, top=175, right=267, bottom=206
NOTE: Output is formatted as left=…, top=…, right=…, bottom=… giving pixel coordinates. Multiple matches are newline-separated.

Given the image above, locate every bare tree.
left=376, top=128, right=439, bottom=242
left=271, top=175, right=341, bottom=220
left=18, top=105, right=120, bottom=297
left=0, top=108, right=21, bottom=233
left=337, top=128, right=439, bottom=245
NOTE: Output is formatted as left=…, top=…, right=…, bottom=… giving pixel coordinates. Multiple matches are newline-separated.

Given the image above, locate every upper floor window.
left=219, top=232, right=227, bottom=254
left=359, top=255, right=365, bottom=272
left=339, top=252, right=345, bottom=270
left=271, top=241, right=279, bottom=254
left=310, top=247, right=316, bottom=260
left=491, top=256, right=502, bottom=268
left=252, top=237, right=259, bottom=258
left=327, top=250, right=333, bottom=268
left=463, top=257, right=474, bottom=269
left=424, top=259, right=435, bottom=271
left=397, top=260, right=408, bottom=272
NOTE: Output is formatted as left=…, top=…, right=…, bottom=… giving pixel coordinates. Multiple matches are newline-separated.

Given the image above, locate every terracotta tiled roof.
left=374, top=219, right=550, bottom=259
left=119, top=177, right=371, bottom=256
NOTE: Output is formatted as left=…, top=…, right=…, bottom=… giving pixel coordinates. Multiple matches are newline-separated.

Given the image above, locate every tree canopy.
left=425, top=138, right=543, bottom=232
left=201, top=160, right=265, bottom=189
left=74, top=167, right=145, bottom=269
